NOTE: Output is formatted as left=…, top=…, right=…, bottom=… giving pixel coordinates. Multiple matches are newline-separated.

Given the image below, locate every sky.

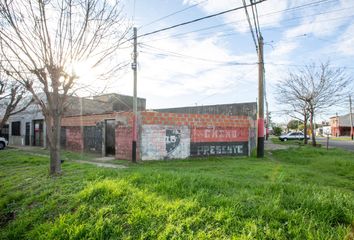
left=105, top=0, right=354, bottom=123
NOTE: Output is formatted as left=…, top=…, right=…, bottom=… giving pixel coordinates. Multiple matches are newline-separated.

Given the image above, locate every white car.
left=0, top=137, right=8, bottom=150
left=279, top=132, right=309, bottom=141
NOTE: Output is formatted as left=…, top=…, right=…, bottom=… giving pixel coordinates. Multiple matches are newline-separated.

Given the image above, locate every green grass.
left=330, top=137, right=354, bottom=141
left=0, top=146, right=354, bottom=239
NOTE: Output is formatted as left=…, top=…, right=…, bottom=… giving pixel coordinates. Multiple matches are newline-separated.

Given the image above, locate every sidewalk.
left=264, top=140, right=291, bottom=151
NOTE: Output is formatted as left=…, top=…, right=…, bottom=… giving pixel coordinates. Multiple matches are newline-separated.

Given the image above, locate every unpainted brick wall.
left=114, top=112, right=141, bottom=160
left=140, top=112, right=250, bottom=128
left=66, top=126, right=83, bottom=151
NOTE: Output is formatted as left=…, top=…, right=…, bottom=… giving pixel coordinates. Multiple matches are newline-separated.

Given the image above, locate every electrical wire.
left=139, top=43, right=257, bottom=65
left=242, top=0, right=258, bottom=52
left=138, top=0, right=209, bottom=30
left=265, top=62, right=354, bottom=69
left=138, top=3, right=354, bottom=44
left=137, top=0, right=267, bottom=38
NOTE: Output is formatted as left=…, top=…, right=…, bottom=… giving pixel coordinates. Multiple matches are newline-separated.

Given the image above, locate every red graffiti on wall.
left=191, top=127, right=248, bottom=142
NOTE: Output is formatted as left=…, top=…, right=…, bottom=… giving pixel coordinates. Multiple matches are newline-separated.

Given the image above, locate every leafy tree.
left=272, top=126, right=282, bottom=136
left=287, top=119, right=302, bottom=131
left=0, top=0, right=130, bottom=175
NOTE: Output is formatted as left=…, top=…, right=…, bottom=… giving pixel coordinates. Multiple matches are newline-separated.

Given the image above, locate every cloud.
left=109, top=33, right=259, bottom=108
left=183, top=0, right=288, bottom=34
left=334, top=21, right=354, bottom=56
left=284, top=0, right=354, bottom=38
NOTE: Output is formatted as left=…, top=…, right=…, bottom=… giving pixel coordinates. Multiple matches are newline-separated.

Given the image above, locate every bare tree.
left=0, top=0, right=130, bottom=175
left=0, top=76, right=32, bottom=131
left=276, top=84, right=310, bottom=144
left=276, top=62, right=351, bottom=146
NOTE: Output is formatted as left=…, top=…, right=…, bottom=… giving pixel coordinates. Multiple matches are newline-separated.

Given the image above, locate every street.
left=315, top=137, right=354, bottom=152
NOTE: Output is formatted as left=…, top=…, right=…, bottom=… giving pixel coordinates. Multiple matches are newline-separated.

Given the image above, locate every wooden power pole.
left=257, top=35, right=264, bottom=157
left=350, top=95, right=353, bottom=140
left=132, top=27, right=137, bottom=162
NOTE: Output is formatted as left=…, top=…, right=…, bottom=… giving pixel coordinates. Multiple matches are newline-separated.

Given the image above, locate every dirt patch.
left=265, top=141, right=291, bottom=151
left=74, top=160, right=127, bottom=169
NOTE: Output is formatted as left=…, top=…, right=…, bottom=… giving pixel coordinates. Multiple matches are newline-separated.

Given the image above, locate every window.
left=11, top=121, right=21, bottom=136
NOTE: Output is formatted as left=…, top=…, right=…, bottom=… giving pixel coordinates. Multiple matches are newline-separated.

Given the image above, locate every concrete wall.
left=93, top=93, right=146, bottom=112
left=155, top=102, right=257, bottom=119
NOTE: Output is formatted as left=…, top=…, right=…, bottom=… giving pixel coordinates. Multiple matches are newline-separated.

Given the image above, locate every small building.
left=6, top=95, right=257, bottom=160
left=329, top=113, right=354, bottom=137
left=6, top=93, right=146, bottom=147
left=61, top=111, right=254, bottom=160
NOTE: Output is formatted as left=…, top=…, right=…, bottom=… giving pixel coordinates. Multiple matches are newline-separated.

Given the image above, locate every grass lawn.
left=0, top=146, right=354, bottom=239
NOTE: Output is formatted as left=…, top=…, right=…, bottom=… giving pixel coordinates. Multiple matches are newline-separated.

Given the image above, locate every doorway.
left=105, top=119, right=116, bottom=155
left=33, top=120, right=44, bottom=146
left=25, top=122, right=30, bottom=145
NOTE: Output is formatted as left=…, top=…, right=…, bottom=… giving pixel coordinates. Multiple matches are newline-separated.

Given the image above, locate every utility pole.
left=265, top=100, right=269, bottom=141
left=350, top=95, right=353, bottom=140
left=132, top=27, right=137, bottom=163
left=257, top=35, right=264, bottom=158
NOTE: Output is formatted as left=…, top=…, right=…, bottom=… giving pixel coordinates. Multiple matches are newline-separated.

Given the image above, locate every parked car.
left=279, top=132, right=309, bottom=141
left=0, top=137, right=8, bottom=150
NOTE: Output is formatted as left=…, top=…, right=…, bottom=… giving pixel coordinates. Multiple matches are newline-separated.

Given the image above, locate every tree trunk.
left=0, top=115, right=10, bottom=132
left=47, top=113, right=62, bottom=175
left=310, top=111, right=316, bottom=147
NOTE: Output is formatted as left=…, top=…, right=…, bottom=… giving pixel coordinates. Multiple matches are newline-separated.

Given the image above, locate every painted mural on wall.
left=190, top=142, right=248, bottom=156
left=191, top=126, right=248, bottom=142
left=141, top=125, right=190, bottom=160
left=165, top=129, right=181, bottom=153
left=191, top=126, right=249, bottom=156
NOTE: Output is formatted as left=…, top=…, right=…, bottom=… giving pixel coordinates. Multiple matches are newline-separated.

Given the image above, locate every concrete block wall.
left=139, top=112, right=251, bottom=160
left=61, top=112, right=119, bottom=127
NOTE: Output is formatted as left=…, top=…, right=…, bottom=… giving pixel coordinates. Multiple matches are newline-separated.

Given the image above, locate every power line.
left=265, top=62, right=354, bottom=69
left=139, top=43, right=257, bottom=65
left=137, top=0, right=267, bottom=38
left=138, top=0, right=209, bottom=30
left=242, top=0, right=258, bottom=52
left=252, top=0, right=261, bottom=34
left=138, top=2, right=353, bottom=44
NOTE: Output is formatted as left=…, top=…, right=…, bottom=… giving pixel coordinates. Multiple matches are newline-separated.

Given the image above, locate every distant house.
left=329, top=113, right=354, bottom=136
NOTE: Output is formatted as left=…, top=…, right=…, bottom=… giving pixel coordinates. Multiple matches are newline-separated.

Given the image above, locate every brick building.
left=61, top=111, right=254, bottom=160
left=6, top=96, right=257, bottom=160
left=6, top=93, right=146, bottom=147
left=330, top=113, right=354, bottom=136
